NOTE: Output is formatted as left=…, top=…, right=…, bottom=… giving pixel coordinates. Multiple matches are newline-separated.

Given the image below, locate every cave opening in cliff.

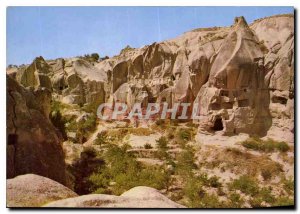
left=212, top=118, right=223, bottom=131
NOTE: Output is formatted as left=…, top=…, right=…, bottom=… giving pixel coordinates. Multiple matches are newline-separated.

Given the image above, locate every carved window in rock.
left=238, top=99, right=249, bottom=107
left=148, top=97, right=157, bottom=103
left=272, top=96, right=287, bottom=105
left=222, top=102, right=234, bottom=109
left=220, top=90, right=229, bottom=97
left=210, top=103, right=221, bottom=110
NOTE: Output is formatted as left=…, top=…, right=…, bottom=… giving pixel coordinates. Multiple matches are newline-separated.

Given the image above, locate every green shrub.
left=227, top=192, right=244, bottom=208
left=283, top=178, right=294, bottom=194
left=230, top=175, right=260, bottom=196
left=71, top=146, right=105, bottom=194
left=50, top=110, right=67, bottom=139
left=241, top=138, right=289, bottom=153
left=178, top=128, right=192, bottom=141
left=155, top=136, right=170, bottom=160
left=186, top=121, right=199, bottom=128
left=258, top=187, right=275, bottom=204
left=94, top=132, right=108, bottom=147
left=127, top=127, right=153, bottom=136
left=176, top=146, right=197, bottom=176
left=183, top=177, right=224, bottom=208
left=273, top=196, right=294, bottom=207
left=208, top=175, right=222, bottom=188
left=261, top=168, right=272, bottom=181
left=156, top=136, right=168, bottom=150
left=276, top=141, right=290, bottom=152
left=249, top=197, right=263, bottom=208
left=88, top=144, right=171, bottom=195
left=144, top=143, right=153, bottom=149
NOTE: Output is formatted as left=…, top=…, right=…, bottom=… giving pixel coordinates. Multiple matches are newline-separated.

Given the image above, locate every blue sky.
left=7, top=6, right=294, bottom=65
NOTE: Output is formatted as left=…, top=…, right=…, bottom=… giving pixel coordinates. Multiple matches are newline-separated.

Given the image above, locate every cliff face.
left=6, top=75, right=67, bottom=184
left=7, top=14, right=294, bottom=138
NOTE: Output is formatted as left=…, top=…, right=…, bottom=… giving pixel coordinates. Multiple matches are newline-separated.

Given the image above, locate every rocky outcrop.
left=7, top=174, right=78, bottom=207
left=7, top=173, right=185, bottom=208
left=15, top=56, right=52, bottom=90
left=194, top=17, right=272, bottom=136
left=7, top=13, right=294, bottom=137
left=6, top=75, right=66, bottom=184
left=45, top=186, right=185, bottom=208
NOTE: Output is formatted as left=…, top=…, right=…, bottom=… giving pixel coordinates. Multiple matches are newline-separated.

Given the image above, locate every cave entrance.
left=212, top=118, right=223, bottom=131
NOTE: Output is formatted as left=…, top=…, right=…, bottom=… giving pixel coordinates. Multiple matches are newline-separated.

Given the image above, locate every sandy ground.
left=124, top=133, right=162, bottom=148
left=195, top=132, right=250, bottom=148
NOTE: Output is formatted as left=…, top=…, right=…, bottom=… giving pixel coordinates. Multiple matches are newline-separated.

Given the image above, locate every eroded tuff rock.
left=194, top=16, right=272, bottom=136
left=7, top=174, right=78, bottom=207
left=45, top=186, right=185, bottom=208
left=8, top=14, right=294, bottom=137
left=6, top=75, right=66, bottom=184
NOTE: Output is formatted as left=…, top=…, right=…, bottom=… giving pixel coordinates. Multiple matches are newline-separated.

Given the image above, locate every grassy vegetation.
left=50, top=100, right=75, bottom=140
left=226, top=192, right=245, bottom=208
left=62, top=111, right=293, bottom=208
left=206, top=147, right=283, bottom=179
left=88, top=144, right=171, bottom=195
left=144, top=143, right=153, bottom=149
left=282, top=178, right=294, bottom=195
left=241, top=137, right=290, bottom=153
left=229, top=175, right=260, bottom=196
left=175, top=145, right=197, bottom=176
left=273, top=196, right=294, bottom=207
left=175, top=127, right=196, bottom=149
left=182, top=174, right=224, bottom=208
left=94, top=132, right=108, bottom=148
left=66, top=113, right=97, bottom=143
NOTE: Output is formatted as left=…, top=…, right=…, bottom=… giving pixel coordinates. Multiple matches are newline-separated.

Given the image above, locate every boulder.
left=7, top=174, right=78, bottom=207
left=45, top=186, right=185, bottom=208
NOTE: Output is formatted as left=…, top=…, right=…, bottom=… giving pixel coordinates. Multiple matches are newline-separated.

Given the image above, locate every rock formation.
left=7, top=174, right=184, bottom=208
left=7, top=75, right=67, bottom=184
left=45, top=185, right=185, bottom=208
left=6, top=13, right=295, bottom=208
left=7, top=174, right=78, bottom=207
left=6, top=13, right=294, bottom=179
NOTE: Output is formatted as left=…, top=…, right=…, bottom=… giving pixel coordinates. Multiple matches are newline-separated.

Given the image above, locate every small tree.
left=156, top=136, right=170, bottom=160
left=91, top=53, right=100, bottom=61
left=94, top=132, right=107, bottom=148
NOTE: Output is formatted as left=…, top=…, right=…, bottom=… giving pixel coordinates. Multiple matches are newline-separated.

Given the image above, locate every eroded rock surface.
left=6, top=75, right=66, bottom=184
left=8, top=14, right=294, bottom=137
left=45, top=186, right=185, bottom=208
left=7, top=174, right=78, bottom=207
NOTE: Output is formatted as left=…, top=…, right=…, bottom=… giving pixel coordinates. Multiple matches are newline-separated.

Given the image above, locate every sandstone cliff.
left=6, top=75, right=67, bottom=184
left=6, top=13, right=294, bottom=185
left=7, top=14, right=294, bottom=137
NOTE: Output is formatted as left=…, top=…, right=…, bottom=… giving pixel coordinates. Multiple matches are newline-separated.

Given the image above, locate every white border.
left=1, top=1, right=298, bottom=214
